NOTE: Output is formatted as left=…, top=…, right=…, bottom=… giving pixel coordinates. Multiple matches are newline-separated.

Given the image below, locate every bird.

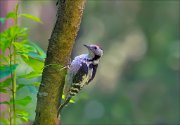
left=57, top=44, right=103, bottom=116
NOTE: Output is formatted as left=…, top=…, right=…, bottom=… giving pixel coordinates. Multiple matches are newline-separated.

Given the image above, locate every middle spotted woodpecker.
left=58, top=44, right=103, bottom=115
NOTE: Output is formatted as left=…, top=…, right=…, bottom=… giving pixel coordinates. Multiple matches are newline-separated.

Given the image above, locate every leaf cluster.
left=0, top=4, right=44, bottom=125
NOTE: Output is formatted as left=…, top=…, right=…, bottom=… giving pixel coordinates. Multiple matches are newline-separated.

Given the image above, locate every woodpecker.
left=58, top=44, right=103, bottom=115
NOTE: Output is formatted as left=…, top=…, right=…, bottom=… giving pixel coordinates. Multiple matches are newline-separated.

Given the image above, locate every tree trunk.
left=33, top=0, right=86, bottom=125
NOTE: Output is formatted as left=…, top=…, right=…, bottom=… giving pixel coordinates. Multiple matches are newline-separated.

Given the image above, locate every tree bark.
left=33, top=0, right=86, bottom=125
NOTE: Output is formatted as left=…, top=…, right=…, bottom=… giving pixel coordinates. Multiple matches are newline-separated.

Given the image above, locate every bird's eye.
left=94, top=46, right=97, bottom=50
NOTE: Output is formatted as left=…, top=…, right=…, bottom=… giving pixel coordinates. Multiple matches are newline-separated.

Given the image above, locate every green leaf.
left=16, top=110, right=29, bottom=122
left=0, top=55, right=9, bottom=63
left=0, top=26, right=28, bottom=52
left=0, top=88, right=7, bottom=93
left=0, top=101, right=10, bottom=105
left=6, top=11, right=16, bottom=19
left=70, top=99, right=75, bottom=103
left=22, top=56, right=44, bottom=73
left=17, top=84, right=25, bottom=90
left=29, top=42, right=46, bottom=58
left=20, top=117, right=28, bottom=122
left=16, top=42, right=46, bottom=62
left=0, top=78, right=12, bottom=93
left=0, top=64, right=18, bottom=80
left=26, top=52, right=45, bottom=61
left=0, top=118, right=9, bottom=125
left=13, top=41, right=31, bottom=54
left=0, top=78, right=11, bottom=89
left=0, top=34, right=12, bottom=53
left=15, top=96, right=32, bottom=106
left=0, top=17, right=6, bottom=24
left=62, top=95, right=75, bottom=103
left=18, top=71, right=42, bottom=79
left=17, top=82, right=40, bottom=91
left=20, top=13, right=43, bottom=23
left=16, top=27, right=28, bottom=37
left=13, top=42, right=25, bottom=51
left=16, top=110, right=29, bottom=117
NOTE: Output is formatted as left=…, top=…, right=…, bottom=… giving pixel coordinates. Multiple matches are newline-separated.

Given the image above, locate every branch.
left=33, top=0, right=86, bottom=125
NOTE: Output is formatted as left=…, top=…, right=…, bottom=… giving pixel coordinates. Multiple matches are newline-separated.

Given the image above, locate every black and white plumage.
left=58, top=44, right=103, bottom=114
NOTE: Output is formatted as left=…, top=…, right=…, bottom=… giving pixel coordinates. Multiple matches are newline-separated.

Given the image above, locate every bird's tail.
left=57, top=96, right=71, bottom=117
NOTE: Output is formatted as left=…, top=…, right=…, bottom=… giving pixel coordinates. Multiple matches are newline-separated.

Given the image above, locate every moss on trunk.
left=33, top=0, right=86, bottom=124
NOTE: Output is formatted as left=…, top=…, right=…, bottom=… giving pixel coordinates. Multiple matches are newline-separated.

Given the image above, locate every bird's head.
left=84, top=44, right=103, bottom=58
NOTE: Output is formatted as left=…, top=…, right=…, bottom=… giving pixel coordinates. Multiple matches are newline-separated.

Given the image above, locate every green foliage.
left=16, top=110, right=29, bottom=123
left=1, top=5, right=72, bottom=124
left=20, top=13, right=43, bottom=24
left=0, top=79, right=11, bottom=93
left=6, top=12, right=16, bottom=19
left=0, top=17, right=6, bottom=24
left=0, top=4, right=44, bottom=125
left=18, top=71, right=42, bottom=79
left=62, top=95, right=75, bottom=103
left=0, top=64, right=18, bottom=79
left=14, top=96, right=32, bottom=106
left=0, top=26, right=28, bottom=53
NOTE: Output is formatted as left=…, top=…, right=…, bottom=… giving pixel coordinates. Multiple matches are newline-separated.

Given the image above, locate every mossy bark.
left=33, top=0, right=86, bottom=125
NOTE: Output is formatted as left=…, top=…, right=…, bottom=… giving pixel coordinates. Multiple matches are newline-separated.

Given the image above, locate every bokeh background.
left=1, top=0, right=180, bottom=124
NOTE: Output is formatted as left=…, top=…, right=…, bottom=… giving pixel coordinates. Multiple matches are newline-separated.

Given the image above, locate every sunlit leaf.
left=0, top=26, right=28, bottom=52
left=20, top=117, right=28, bottom=122
left=29, top=42, right=46, bottom=58
left=0, top=78, right=11, bottom=93
left=0, top=55, right=9, bottom=63
left=18, top=71, right=42, bottom=79
left=0, top=78, right=11, bottom=88
left=17, top=82, right=40, bottom=91
left=16, top=109, right=29, bottom=122
left=70, top=99, right=75, bottom=103
left=27, top=52, right=46, bottom=61
left=16, top=42, right=46, bottom=63
left=62, top=94, right=75, bottom=103
left=13, top=42, right=31, bottom=54
left=0, top=34, right=12, bottom=52
left=20, top=13, right=43, bottom=23
left=15, top=96, right=32, bottom=106
left=6, top=11, right=16, bottom=19
left=22, top=56, right=44, bottom=73
left=13, top=42, right=25, bottom=50
left=17, top=27, right=28, bottom=37
left=16, top=110, right=29, bottom=117
left=0, top=64, right=18, bottom=80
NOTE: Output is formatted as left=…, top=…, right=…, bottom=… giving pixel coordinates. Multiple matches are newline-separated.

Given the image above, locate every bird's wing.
left=63, top=54, right=88, bottom=97
left=72, top=62, right=88, bottom=83
left=87, top=64, right=98, bottom=84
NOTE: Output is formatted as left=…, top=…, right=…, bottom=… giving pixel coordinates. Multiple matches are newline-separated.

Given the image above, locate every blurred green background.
left=3, top=0, right=180, bottom=124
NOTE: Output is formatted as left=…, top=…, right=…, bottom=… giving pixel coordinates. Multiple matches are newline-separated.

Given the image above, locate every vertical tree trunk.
left=33, top=0, right=86, bottom=125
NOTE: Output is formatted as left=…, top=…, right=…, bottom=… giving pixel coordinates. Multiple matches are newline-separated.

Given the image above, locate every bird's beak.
left=84, top=44, right=90, bottom=49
